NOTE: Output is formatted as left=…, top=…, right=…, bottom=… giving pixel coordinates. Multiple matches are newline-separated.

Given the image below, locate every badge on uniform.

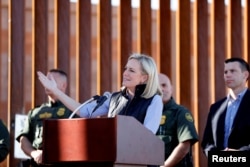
left=57, top=108, right=65, bottom=116
left=160, top=115, right=166, bottom=125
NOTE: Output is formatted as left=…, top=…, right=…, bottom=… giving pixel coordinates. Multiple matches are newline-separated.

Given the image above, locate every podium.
left=42, top=116, right=164, bottom=167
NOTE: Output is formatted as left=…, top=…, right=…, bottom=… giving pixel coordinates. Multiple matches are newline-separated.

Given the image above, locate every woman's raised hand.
left=37, top=71, right=57, bottom=92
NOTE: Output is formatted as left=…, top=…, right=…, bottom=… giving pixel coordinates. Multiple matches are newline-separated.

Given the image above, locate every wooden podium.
left=42, top=116, right=164, bottom=167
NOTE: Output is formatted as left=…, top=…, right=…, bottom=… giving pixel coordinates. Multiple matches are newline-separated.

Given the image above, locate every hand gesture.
left=37, top=71, right=57, bottom=92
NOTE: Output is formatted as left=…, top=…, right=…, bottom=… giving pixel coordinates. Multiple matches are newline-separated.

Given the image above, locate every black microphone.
left=69, top=95, right=101, bottom=119
left=90, top=92, right=111, bottom=117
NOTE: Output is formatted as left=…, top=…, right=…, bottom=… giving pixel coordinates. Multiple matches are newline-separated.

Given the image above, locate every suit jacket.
left=201, top=89, right=250, bottom=156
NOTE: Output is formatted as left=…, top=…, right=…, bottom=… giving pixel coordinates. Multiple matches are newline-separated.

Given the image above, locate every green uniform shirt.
left=156, top=98, right=198, bottom=167
left=0, top=119, right=10, bottom=162
left=16, top=101, right=79, bottom=149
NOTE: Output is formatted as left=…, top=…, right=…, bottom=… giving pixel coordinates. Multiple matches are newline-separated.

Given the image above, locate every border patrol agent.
left=16, top=69, right=79, bottom=167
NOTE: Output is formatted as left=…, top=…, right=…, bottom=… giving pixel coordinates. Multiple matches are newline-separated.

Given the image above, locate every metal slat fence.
left=0, top=0, right=248, bottom=166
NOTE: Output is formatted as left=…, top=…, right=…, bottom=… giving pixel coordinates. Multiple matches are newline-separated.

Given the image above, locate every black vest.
left=108, top=84, right=154, bottom=124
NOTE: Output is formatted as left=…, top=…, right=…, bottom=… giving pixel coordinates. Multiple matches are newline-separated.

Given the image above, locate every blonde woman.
left=37, top=53, right=163, bottom=134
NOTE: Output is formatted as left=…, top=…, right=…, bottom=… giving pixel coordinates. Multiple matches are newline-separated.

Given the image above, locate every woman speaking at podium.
left=37, top=53, right=163, bottom=134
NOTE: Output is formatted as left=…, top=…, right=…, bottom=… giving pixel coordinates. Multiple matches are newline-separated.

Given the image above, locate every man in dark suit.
left=201, top=57, right=250, bottom=156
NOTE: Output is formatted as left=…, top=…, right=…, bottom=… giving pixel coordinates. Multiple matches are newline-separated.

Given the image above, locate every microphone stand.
left=69, top=97, right=98, bottom=119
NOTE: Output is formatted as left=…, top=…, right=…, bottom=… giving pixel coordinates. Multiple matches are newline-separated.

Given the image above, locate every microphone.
left=69, top=95, right=100, bottom=119
left=90, top=92, right=111, bottom=117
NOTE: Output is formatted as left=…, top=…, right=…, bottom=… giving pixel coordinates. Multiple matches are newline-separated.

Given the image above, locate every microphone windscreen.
left=92, top=95, right=100, bottom=100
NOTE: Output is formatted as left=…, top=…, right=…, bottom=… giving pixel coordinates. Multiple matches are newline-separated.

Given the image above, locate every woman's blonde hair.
left=128, top=53, right=162, bottom=98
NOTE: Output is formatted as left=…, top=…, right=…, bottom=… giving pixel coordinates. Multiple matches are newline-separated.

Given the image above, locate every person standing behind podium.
left=202, top=57, right=250, bottom=156
left=0, top=119, right=10, bottom=163
left=37, top=53, right=163, bottom=134
left=16, top=69, right=79, bottom=167
left=157, top=73, right=198, bottom=167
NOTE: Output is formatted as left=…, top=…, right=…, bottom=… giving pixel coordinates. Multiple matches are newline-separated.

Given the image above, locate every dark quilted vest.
left=108, top=84, right=154, bottom=124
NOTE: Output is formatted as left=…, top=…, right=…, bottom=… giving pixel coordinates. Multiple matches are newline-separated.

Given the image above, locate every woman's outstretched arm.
left=37, top=71, right=81, bottom=113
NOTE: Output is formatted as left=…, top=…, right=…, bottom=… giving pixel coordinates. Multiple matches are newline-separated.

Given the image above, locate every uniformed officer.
left=156, top=73, right=198, bottom=167
left=16, top=69, right=79, bottom=167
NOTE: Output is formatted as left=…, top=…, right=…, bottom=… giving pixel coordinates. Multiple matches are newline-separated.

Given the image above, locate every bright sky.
left=96, top=0, right=161, bottom=9
left=70, top=0, right=175, bottom=10
left=71, top=0, right=246, bottom=11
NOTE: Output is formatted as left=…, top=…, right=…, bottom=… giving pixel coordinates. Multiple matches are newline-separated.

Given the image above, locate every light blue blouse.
left=79, top=93, right=163, bottom=134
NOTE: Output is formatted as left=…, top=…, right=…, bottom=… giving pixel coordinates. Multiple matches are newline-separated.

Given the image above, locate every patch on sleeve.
left=185, top=113, right=194, bottom=122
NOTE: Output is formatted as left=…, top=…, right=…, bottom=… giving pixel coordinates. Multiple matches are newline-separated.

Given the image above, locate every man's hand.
left=224, top=147, right=239, bottom=151
left=30, top=150, right=43, bottom=164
